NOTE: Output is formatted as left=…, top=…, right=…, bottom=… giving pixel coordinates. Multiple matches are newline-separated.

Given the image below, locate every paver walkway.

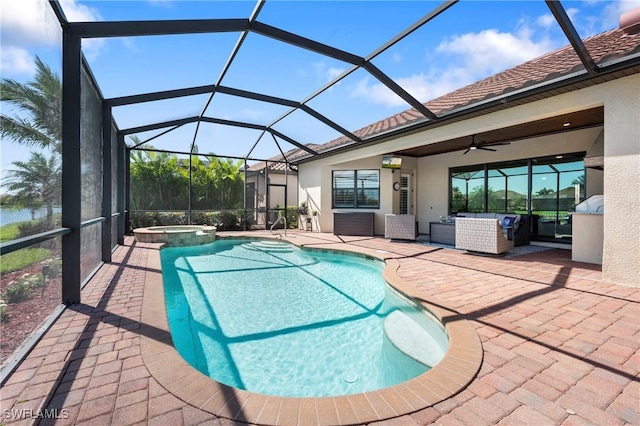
left=1, top=232, right=638, bottom=425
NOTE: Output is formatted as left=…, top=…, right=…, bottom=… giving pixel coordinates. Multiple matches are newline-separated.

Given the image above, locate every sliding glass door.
left=450, top=153, right=585, bottom=243
left=531, top=155, right=585, bottom=242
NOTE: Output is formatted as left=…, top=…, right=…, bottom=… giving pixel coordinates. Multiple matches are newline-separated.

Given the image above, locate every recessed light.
left=563, top=122, right=571, bottom=127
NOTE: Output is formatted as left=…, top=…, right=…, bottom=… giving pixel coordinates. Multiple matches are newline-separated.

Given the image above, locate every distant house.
left=245, top=145, right=319, bottom=227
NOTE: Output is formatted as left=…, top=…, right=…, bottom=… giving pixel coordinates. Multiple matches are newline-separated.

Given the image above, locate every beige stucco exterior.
left=298, top=73, right=640, bottom=287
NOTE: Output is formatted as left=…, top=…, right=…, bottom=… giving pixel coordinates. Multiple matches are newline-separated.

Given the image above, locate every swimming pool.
left=160, top=238, right=448, bottom=398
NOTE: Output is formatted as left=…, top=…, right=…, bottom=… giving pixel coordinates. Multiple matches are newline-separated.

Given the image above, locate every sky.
left=1, top=0, right=639, bottom=184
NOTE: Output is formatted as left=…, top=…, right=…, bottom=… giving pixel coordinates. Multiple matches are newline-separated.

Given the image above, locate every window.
left=399, top=174, right=410, bottom=214
left=450, top=166, right=485, bottom=213
left=332, top=170, right=380, bottom=208
left=486, top=161, right=529, bottom=214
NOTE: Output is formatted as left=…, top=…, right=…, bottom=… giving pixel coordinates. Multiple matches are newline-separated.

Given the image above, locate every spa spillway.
left=133, top=225, right=216, bottom=246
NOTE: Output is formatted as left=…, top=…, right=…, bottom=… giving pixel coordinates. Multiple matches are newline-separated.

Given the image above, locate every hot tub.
left=133, top=225, right=216, bottom=246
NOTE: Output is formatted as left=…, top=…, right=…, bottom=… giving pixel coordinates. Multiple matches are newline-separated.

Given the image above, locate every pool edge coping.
left=140, top=238, right=483, bottom=425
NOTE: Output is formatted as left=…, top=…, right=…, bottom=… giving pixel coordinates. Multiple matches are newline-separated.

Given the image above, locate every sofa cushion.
left=501, top=216, right=517, bottom=227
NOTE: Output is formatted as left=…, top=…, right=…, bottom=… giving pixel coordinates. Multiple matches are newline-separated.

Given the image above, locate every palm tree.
left=1, top=56, right=62, bottom=153
left=2, top=153, right=61, bottom=228
left=129, top=147, right=188, bottom=210
left=208, top=157, right=244, bottom=209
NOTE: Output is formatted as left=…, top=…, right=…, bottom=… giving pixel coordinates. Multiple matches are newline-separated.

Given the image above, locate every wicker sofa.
left=456, top=212, right=530, bottom=246
left=455, top=218, right=514, bottom=254
left=384, top=214, right=417, bottom=240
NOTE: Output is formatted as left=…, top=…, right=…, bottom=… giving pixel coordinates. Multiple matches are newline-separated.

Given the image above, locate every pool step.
left=383, top=310, right=446, bottom=367
left=243, top=241, right=294, bottom=253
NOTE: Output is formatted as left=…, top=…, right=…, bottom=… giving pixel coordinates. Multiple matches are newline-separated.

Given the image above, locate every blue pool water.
left=160, top=239, right=448, bottom=397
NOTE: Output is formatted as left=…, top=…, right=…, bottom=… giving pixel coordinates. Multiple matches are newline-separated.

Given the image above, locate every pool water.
left=160, top=238, right=448, bottom=397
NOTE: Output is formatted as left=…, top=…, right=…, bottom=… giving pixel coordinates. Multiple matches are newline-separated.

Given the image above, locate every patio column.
left=125, top=147, right=131, bottom=236
left=61, top=28, right=82, bottom=304
left=102, top=104, right=112, bottom=262
left=602, top=75, right=640, bottom=287
left=117, top=133, right=126, bottom=244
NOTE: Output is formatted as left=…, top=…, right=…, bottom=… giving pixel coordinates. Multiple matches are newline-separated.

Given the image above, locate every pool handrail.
left=269, top=216, right=287, bottom=237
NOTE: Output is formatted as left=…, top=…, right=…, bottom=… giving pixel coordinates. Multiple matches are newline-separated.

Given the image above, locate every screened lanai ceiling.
left=53, top=0, right=640, bottom=164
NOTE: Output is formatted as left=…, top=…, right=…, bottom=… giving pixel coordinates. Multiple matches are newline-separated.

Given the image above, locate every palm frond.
left=0, top=116, right=57, bottom=149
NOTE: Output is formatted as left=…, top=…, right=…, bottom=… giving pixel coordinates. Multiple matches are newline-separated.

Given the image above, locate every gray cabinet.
left=334, top=212, right=374, bottom=236
left=429, top=222, right=456, bottom=245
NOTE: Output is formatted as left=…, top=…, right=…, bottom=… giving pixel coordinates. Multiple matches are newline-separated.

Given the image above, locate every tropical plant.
left=200, top=156, right=244, bottom=210
left=2, top=153, right=61, bottom=229
left=536, top=188, right=555, bottom=196
left=571, top=175, right=585, bottom=187
left=128, top=143, right=245, bottom=212
left=129, top=146, right=189, bottom=210
left=1, top=56, right=62, bottom=153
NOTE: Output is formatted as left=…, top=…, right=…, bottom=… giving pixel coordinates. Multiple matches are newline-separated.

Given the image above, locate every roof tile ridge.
left=310, top=28, right=638, bottom=157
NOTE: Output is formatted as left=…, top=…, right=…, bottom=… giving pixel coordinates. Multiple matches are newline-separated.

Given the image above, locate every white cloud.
left=571, top=0, right=640, bottom=36
left=601, top=0, right=640, bottom=31
left=537, top=13, right=557, bottom=29
left=0, top=0, right=61, bottom=47
left=566, top=7, right=581, bottom=22
left=326, top=67, right=345, bottom=80
left=311, top=61, right=347, bottom=83
left=1, top=46, right=36, bottom=75
left=58, top=0, right=101, bottom=22
left=349, top=25, right=555, bottom=107
left=0, top=0, right=103, bottom=75
left=435, top=28, right=553, bottom=75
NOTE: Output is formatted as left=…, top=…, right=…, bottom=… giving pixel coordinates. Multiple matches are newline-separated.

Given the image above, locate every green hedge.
left=129, top=210, right=254, bottom=231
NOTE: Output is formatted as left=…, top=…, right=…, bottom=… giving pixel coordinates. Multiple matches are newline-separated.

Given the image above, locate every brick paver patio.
left=1, top=231, right=638, bottom=425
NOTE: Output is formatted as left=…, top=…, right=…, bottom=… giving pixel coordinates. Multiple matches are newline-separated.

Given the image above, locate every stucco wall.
left=600, top=75, right=640, bottom=287
left=298, top=73, right=640, bottom=286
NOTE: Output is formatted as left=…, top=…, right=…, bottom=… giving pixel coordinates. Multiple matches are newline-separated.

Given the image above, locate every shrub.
left=130, top=210, right=250, bottom=231
left=0, top=302, right=7, bottom=323
left=17, top=219, right=50, bottom=238
left=41, top=256, right=62, bottom=279
left=286, top=206, right=298, bottom=229
left=213, top=211, right=240, bottom=230
left=3, top=280, right=33, bottom=303
left=129, top=211, right=188, bottom=229
left=190, top=211, right=218, bottom=226
left=238, top=209, right=254, bottom=229
left=28, top=273, right=45, bottom=288
left=2, top=273, right=45, bottom=304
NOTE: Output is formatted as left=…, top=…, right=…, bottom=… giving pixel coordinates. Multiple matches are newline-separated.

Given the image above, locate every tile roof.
left=346, top=28, right=640, bottom=143
left=247, top=144, right=321, bottom=172
left=252, top=28, right=640, bottom=168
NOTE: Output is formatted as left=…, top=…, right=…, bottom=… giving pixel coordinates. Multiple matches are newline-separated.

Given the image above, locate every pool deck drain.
left=1, top=231, right=638, bottom=425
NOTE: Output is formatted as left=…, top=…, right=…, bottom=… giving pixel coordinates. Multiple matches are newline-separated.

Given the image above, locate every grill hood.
left=584, top=130, right=604, bottom=170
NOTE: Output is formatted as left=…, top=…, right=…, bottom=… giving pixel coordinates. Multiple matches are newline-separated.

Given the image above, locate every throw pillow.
left=502, top=216, right=516, bottom=227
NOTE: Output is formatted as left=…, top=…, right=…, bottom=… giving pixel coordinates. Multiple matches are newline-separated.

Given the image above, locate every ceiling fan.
left=463, top=134, right=510, bottom=155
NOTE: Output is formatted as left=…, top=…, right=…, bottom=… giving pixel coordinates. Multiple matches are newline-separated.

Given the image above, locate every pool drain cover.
left=341, top=372, right=359, bottom=384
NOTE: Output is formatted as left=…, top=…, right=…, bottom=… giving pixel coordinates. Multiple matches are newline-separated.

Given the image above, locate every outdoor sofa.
left=456, top=212, right=530, bottom=246
left=455, top=217, right=514, bottom=255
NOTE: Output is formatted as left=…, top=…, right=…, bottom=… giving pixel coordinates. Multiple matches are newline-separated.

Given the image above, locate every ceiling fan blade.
left=478, top=147, right=497, bottom=152
left=463, top=148, right=471, bottom=155
left=484, top=141, right=511, bottom=147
